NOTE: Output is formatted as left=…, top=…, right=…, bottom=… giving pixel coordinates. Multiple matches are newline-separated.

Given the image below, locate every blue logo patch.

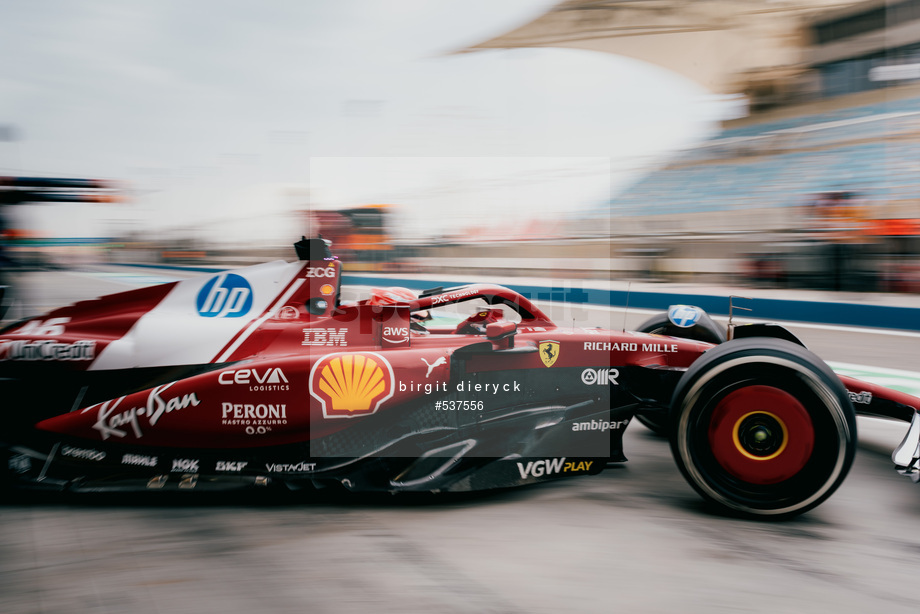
left=667, top=305, right=703, bottom=328
left=196, top=274, right=253, bottom=318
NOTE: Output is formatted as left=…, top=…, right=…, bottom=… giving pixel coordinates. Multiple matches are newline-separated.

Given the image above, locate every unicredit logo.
left=196, top=274, right=253, bottom=318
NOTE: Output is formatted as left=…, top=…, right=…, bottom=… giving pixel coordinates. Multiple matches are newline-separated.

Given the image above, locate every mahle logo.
left=197, top=274, right=253, bottom=318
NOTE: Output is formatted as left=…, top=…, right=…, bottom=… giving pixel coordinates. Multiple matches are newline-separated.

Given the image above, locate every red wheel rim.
left=707, top=385, right=815, bottom=485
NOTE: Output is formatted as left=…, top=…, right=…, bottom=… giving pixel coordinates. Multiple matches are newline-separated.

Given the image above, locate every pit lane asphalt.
left=2, top=267, right=920, bottom=614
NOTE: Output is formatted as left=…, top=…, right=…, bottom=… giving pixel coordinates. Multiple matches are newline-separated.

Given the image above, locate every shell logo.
left=309, top=352, right=395, bottom=419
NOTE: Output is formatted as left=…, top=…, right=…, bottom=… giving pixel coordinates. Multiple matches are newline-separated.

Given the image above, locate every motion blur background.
left=2, top=0, right=920, bottom=292
left=7, top=4, right=920, bottom=613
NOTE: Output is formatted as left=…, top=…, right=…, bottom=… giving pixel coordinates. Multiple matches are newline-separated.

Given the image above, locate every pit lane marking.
left=68, top=271, right=183, bottom=286
left=828, top=362, right=920, bottom=397
left=743, top=320, right=920, bottom=340
left=547, top=302, right=920, bottom=340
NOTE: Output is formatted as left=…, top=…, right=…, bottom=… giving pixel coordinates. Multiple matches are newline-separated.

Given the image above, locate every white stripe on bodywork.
left=215, top=278, right=306, bottom=363
left=90, top=260, right=306, bottom=370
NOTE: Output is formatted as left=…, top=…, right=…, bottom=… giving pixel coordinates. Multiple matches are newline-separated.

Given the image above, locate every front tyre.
left=669, top=338, right=856, bottom=519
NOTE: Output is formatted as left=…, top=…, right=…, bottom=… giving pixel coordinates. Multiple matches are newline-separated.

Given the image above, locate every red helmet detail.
left=368, top=287, right=417, bottom=306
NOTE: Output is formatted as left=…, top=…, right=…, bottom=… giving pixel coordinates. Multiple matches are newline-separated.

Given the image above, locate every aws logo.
left=197, top=274, right=253, bottom=318
left=310, top=352, right=394, bottom=419
left=383, top=326, right=409, bottom=344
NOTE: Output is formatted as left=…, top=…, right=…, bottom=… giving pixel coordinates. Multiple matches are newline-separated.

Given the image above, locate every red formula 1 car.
left=2, top=238, right=919, bottom=519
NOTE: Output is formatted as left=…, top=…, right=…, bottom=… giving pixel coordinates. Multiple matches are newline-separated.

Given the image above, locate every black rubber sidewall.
left=634, top=311, right=724, bottom=435
left=669, top=338, right=856, bottom=519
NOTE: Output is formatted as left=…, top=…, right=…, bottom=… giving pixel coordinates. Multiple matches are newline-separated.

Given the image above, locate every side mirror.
left=486, top=321, right=516, bottom=349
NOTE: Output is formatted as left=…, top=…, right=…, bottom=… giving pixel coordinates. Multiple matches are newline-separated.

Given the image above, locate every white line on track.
left=68, top=270, right=185, bottom=286
left=829, top=361, right=920, bottom=397
left=739, top=319, right=920, bottom=339
left=557, top=302, right=920, bottom=339
left=830, top=361, right=920, bottom=380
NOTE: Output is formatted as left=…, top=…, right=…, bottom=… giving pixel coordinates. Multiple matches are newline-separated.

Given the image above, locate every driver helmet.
left=368, top=287, right=430, bottom=321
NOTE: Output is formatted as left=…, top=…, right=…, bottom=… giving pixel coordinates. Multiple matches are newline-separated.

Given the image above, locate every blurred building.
left=459, top=0, right=852, bottom=101
left=444, top=0, right=920, bottom=289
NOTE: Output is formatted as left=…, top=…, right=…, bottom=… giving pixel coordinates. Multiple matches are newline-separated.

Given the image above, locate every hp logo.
left=196, top=274, right=253, bottom=318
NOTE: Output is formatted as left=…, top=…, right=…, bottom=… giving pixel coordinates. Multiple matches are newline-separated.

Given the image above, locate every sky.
left=0, top=0, right=732, bottom=243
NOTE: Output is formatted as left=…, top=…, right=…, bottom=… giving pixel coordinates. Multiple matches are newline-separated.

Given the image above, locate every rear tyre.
left=634, top=311, right=725, bottom=435
left=669, top=338, right=856, bottom=519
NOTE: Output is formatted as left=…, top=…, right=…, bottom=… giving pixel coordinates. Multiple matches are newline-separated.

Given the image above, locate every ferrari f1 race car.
left=2, top=238, right=919, bottom=519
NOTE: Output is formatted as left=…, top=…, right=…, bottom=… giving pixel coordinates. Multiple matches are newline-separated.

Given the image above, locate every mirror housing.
left=486, top=321, right=516, bottom=349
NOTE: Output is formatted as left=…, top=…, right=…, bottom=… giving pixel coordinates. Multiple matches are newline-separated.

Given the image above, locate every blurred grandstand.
left=309, top=204, right=401, bottom=272
left=424, top=0, right=920, bottom=291
left=54, top=0, right=919, bottom=293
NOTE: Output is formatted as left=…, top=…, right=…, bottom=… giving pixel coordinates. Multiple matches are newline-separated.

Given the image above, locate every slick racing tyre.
left=635, top=310, right=725, bottom=435
left=669, top=338, right=856, bottom=519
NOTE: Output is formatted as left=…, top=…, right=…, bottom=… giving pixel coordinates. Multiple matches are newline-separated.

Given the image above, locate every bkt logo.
left=667, top=305, right=703, bottom=328
left=197, top=274, right=253, bottom=318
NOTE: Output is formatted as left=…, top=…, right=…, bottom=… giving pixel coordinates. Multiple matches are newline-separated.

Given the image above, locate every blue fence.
left=344, top=275, right=920, bottom=332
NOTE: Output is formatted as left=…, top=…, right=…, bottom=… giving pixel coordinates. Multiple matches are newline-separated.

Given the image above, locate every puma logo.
left=421, top=356, right=447, bottom=378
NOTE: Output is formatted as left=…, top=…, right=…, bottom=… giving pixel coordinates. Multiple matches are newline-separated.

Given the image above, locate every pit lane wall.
left=341, top=272, right=920, bottom=333
left=108, top=262, right=920, bottom=332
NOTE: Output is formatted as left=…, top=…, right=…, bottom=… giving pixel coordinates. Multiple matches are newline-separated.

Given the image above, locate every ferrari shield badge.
left=539, top=341, right=560, bottom=368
